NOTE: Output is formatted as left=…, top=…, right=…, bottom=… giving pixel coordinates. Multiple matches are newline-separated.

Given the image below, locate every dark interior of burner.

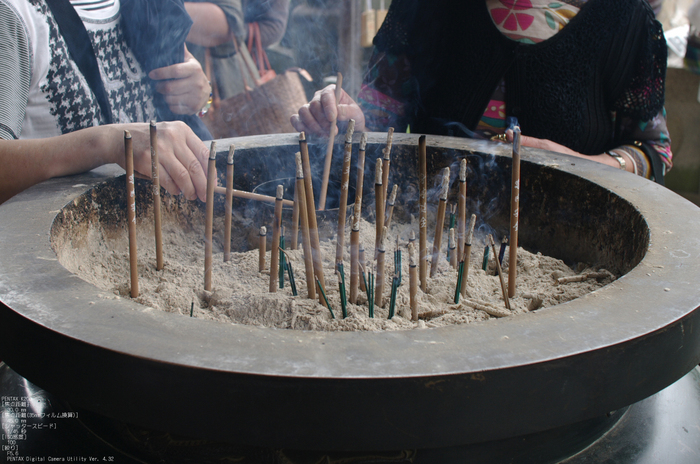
left=51, top=141, right=648, bottom=276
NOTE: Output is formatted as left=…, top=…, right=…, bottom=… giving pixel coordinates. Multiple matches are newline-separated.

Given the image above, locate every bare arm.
left=184, top=2, right=232, bottom=47
left=0, top=122, right=210, bottom=205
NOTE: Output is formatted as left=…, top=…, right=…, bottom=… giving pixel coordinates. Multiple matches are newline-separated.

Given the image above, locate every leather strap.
left=44, top=0, right=113, bottom=124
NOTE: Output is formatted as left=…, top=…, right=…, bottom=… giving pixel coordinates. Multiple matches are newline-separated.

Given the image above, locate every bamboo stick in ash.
left=149, top=121, right=163, bottom=271
left=384, top=184, right=398, bottom=229
left=319, top=72, right=344, bottom=211
left=350, top=133, right=367, bottom=303
left=457, top=158, right=467, bottom=261
left=408, top=242, right=418, bottom=322
left=449, top=228, right=457, bottom=269
left=382, top=127, right=394, bottom=202
left=124, top=130, right=138, bottom=298
left=460, top=213, right=476, bottom=297
left=295, top=153, right=316, bottom=299
left=336, top=119, right=355, bottom=268
left=489, top=234, right=511, bottom=310
left=291, top=172, right=300, bottom=251
left=224, top=145, right=235, bottom=262
left=430, top=167, right=450, bottom=278
left=375, top=226, right=387, bottom=308
left=509, top=127, right=521, bottom=298
left=204, top=141, right=217, bottom=292
left=269, top=185, right=284, bottom=293
left=299, top=132, right=325, bottom=298
left=258, top=226, right=267, bottom=272
left=418, top=135, right=428, bottom=292
left=374, top=158, right=385, bottom=257
left=359, top=244, right=366, bottom=292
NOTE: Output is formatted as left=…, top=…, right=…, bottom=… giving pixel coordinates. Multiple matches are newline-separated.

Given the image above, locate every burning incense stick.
left=319, top=72, right=344, bottom=211
left=269, top=184, right=284, bottom=293
left=489, top=234, right=511, bottom=310
left=316, top=276, right=334, bottom=319
left=280, top=248, right=298, bottom=296
left=213, top=186, right=293, bottom=207
left=279, top=231, right=286, bottom=289
left=350, top=133, right=367, bottom=303
left=463, top=298, right=511, bottom=318
left=384, top=184, right=398, bottom=229
left=557, top=271, right=609, bottom=284
left=124, top=131, right=139, bottom=298
left=388, top=274, right=399, bottom=319
left=498, top=236, right=507, bottom=267
left=418, top=135, right=428, bottom=292
left=448, top=228, right=457, bottom=269
left=337, top=267, right=348, bottom=318
left=482, top=245, right=490, bottom=272
left=299, top=132, right=325, bottom=295
left=382, top=127, right=394, bottom=202
left=359, top=244, right=366, bottom=292
left=258, top=226, right=267, bottom=272
left=408, top=242, right=418, bottom=321
left=460, top=214, right=476, bottom=297
left=449, top=204, right=456, bottom=231
left=295, top=153, right=316, bottom=300
left=224, top=145, right=235, bottom=262
left=430, top=167, right=450, bottom=278
left=291, top=174, right=299, bottom=251
left=457, top=158, right=467, bottom=260
left=394, top=235, right=402, bottom=286
left=367, top=260, right=375, bottom=317
left=375, top=226, right=387, bottom=308
left=374, top=158, right=385, bottom=257
left=149, top=122, right=163, bottom=271
left=509, top=127, right=521, bottom=298
left=336, top=119, right=355, bottom=267
left=204, top=141, right=217, bottom=292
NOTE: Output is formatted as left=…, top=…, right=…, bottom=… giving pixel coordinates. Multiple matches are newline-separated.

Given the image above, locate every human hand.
left=123, top=121, right=210, bottom=202
left=291, top=84, right=366, bottom=137
left=148, top=46, right=211, bottom=115
left=505, top=129, right=582, bottom=158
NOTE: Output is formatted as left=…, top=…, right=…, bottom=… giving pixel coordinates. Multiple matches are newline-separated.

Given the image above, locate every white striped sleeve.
left=0, top=0, right=31, bottom=140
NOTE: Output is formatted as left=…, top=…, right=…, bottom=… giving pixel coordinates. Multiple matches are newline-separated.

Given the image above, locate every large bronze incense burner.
left=1, top=133, right=700, bottom=453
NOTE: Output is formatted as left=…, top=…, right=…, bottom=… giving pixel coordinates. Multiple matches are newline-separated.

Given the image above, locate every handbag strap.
left=247, top=22, right=273, bottom=76
left=44, top=0, right=113, bottom=124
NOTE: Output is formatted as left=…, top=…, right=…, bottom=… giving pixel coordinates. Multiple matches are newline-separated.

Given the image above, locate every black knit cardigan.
left=371, top=0, right=667, bottom=159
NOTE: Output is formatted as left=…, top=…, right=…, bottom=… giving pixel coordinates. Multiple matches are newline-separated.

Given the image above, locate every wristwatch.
left=606, top=151, right=626, bottom=170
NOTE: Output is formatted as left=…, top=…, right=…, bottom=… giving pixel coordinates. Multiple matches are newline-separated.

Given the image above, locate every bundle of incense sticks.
left=382, top=127, right=394, bottom=202
left=124, top=130, right=138, bottom=298
left=509, top=127, right=521, bottom=297
left=457, top=158, right=467, bottom=260
left=299, top=132, right=325, bottom=301
left=204, top=141, right=217, bottom=292
left=336, top=119, right=355, bottom=269
left=418, top=135, right=428, bottom=292
left=149, top=121, right=163, bottom=271
left=374, top=158, right=384, bottom=258
left=224, top=145, right=235, bottom=262
left=258, top=226, right=267, bottom=272
left=269, top=184, right=284, bottom=293
left=319, top=72, right=343, bottom=211
left=295, top=152, right=316, bottom=299
left=430, top=167, right=450, bottom=278
left=350, top=133, right=367, bottom=304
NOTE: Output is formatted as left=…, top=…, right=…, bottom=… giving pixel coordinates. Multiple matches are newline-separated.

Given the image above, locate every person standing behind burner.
left=0, top=0, right=213, bottom=205
left=184, top=0, right=290, bottom=100
left=291, top=0, right=672, bottom=183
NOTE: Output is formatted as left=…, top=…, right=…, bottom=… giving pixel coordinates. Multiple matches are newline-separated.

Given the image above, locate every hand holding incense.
left=489, top=234, right=511, bottom=310
left=295, top=153, right=316, bottom=300
left=430, top=167, right=450, bottom=278
left=299, top=132, right=325, bottom=292
left=258, top=226, right=267, bottom=272
left=336, top=119, right=355, bottom=267
left=418, top=135, right=428, bottom=291
left=124, top=130, right=139, bottom=298
left=224, top=145, right=235, bottom=262
left=319, top=72, right=343, bottom=211
left=204, top=141, right=217, bottom=292
left=149, top=121, right=163, bottom=271
left=408, top=242, right=418, bottom=321
left=269, top=184, right=284, bottom=293
left=457, top=158, right=467, bottom=260
left=509, top=127, right=521, bottom=297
